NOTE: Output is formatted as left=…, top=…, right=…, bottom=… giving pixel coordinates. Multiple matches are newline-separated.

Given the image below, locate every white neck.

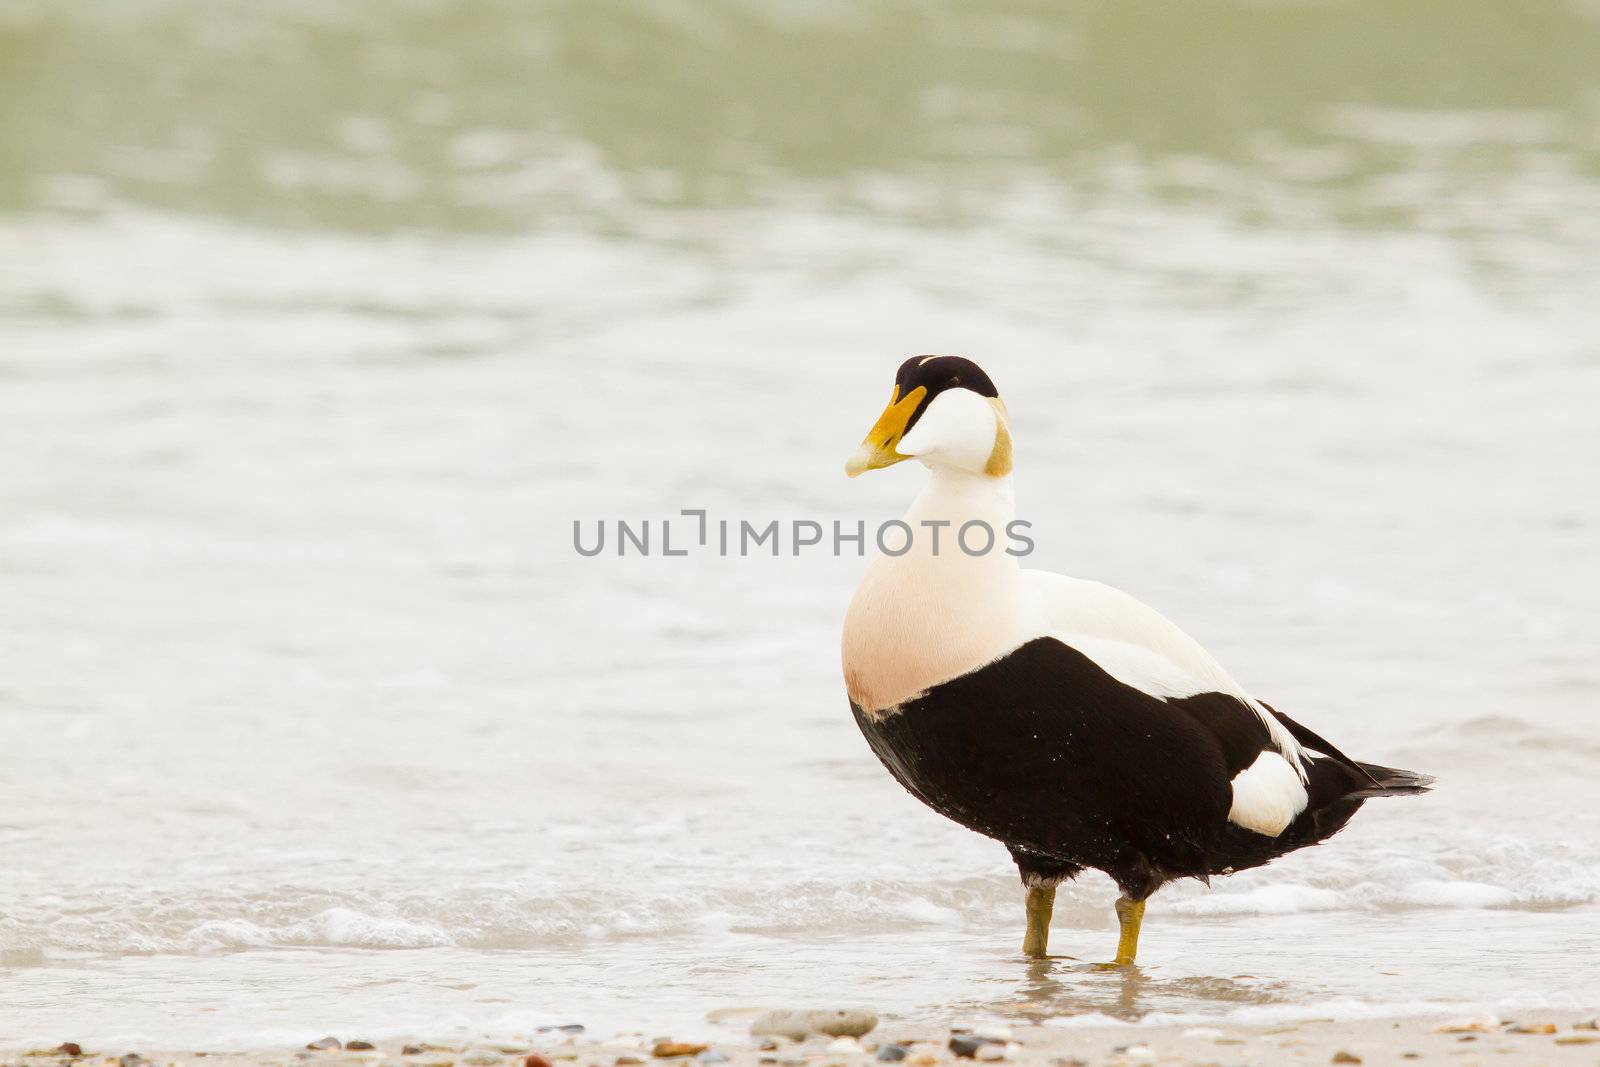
left=842, top=466, right=1024, bottom=715
left=905, top=465, right=1017, bottom=529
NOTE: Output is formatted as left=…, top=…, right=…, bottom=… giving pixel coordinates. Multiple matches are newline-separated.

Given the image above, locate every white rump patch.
left=1227, top=751, right=1309, bottom=837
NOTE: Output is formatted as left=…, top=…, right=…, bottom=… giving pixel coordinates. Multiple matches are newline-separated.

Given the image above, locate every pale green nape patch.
left=985, top=397, right=1013, bottom=477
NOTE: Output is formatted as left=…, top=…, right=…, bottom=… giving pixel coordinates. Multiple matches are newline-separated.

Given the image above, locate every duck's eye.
left=945, top=375, right=962, bottom=389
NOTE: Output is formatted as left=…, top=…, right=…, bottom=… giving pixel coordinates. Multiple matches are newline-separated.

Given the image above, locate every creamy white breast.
left=842, top=467, right=1023, bottom=715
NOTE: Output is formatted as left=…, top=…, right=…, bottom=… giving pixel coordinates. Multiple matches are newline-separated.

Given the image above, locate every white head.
left=845, top=355, right=1012, bottom=478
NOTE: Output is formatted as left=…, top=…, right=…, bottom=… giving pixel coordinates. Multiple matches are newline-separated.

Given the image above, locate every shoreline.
left=10, top=1012, right=1600, bottom=1067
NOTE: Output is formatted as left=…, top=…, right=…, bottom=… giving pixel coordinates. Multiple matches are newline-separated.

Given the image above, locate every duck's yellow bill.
left=844, top=385, right=926, bottom=477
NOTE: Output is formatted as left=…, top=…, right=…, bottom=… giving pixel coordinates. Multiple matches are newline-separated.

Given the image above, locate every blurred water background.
left=3, top=0, right=1600, bottom=1049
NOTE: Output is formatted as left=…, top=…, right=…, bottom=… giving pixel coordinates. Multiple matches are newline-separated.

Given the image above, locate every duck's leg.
left=1112, top=896, right=1146, bottom=965
left=1023, top=885, right=1055, bottom=958
left=1101, top=861, right=1161, bottom=967
left=1009, top=846, right=1081, bottom=959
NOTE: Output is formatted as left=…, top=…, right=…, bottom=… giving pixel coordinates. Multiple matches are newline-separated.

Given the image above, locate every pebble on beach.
left=749, top=1012, right=878, bottom=1042
left=1431, top=1016, right=1499, bottom=1034
left=305, top=1039, right=342, bottom=1052
left=947, top=1037, right=988, bottom=1059
left=1179, top=1028, right=1223, bottom=1041
left=344, top=1043, right=375, bottom=1052
left=1330, top=1051, right=1361, bottom=1064
left=650, top=1044, right=708, bottom=1059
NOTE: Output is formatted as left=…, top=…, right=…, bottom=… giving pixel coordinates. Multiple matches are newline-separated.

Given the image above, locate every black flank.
left=851, top=636, right=1431, bottom=900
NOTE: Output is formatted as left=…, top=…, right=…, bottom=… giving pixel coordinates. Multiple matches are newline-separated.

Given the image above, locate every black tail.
left=1346, top=762, right=1434, bottom=798
left=1264, top=702, right=1435, bottom=797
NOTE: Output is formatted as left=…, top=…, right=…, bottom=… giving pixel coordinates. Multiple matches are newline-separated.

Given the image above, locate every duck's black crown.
left=893, top=355, right=998, bottom=434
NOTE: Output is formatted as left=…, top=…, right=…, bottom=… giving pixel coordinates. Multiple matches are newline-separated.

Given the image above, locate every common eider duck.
left=842, top=355, right=1432, bottom=964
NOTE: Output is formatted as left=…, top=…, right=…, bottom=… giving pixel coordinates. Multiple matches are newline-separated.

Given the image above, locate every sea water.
left=2, top=0, right=1599, bottom=1048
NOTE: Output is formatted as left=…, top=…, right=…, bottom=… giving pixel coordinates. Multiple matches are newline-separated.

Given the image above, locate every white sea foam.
left=4, top=842, right=1595, bottom=964
left=1166, top=884, right=1345, bottom=916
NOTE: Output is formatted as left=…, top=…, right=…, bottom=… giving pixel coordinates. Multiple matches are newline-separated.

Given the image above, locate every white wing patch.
left=1048, top=635, right=1222, bottom=701
left=1226, top=750, right=1310, bottom=836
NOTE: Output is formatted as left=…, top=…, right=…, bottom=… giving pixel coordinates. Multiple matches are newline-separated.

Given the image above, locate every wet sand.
left=11, top=1013, right=1600, bottom=1067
